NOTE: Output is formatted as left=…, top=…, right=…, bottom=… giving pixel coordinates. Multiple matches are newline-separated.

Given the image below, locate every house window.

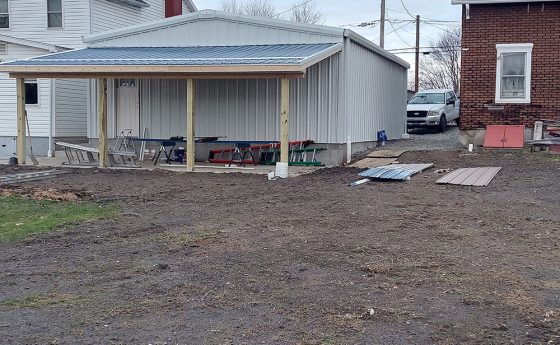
left=25, top=79, right=38, bottom=105
left=165, top=0, right=182, bottom=18
left=0, top=0, right=9, bottom=29
left=47, top=0, right=63, bottom=28
left=495, top=43, right=533, bottom=104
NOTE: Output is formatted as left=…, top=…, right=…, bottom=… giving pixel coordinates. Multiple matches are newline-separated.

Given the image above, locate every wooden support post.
left=280, top=78, right=290, bottom=164
left=186, top=79, right=195, bottom=172
left=98, top=78, right=108, bottom=168
left=16, top=78, right=26, bottom=164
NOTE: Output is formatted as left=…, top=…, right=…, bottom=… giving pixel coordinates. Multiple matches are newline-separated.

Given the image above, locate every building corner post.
left=186, top=79, right=196, bottom=172
left=280, top=78, right=290, bottom=165
left=98, top=78, right=108, bottom=168
left=16, top=78, right=26, bottom=164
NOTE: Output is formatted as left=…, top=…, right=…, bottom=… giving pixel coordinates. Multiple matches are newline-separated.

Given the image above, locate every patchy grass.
left=0, top=195, right=117, bottom=241
left=153, top=229, right=223, bottom=246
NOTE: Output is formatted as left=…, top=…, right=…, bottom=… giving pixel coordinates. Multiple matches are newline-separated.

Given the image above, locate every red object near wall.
left=484, top=125, right=525, bottom=149
left=165, top=0, right=182, bottom=18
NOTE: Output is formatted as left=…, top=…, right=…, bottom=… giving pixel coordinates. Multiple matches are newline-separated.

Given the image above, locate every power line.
left=400, top=0, right=415, bottom=20
left=274, top=0, right=313, bottom=17
left=387, top=14, right=414, bottom=47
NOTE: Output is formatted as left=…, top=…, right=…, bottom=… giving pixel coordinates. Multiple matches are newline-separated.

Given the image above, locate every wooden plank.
left=1, top=64, right=307, bottom=74
left=350, top=157, right=397, bottom=169
left=16, top=78, right=26, bottom=164
left=280, top=78, right=290, bottom=164
left=98, top=78, right=109, bottom=168
left=186, top=78, right=195, bottom=172
left=367, top=149, right=407, bottom=158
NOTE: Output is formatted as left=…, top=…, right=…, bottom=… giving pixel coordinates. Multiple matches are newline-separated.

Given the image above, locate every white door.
left=116, top=79, right=139, bottom=137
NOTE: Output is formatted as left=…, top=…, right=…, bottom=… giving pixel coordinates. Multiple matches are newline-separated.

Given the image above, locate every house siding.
left=54, top=79, right=88, bottom=137
left=460, top=3, right=560, bottom=129
left=0, top=43, right=51, bottom=138
left=91, top=0, right=189, bottom=34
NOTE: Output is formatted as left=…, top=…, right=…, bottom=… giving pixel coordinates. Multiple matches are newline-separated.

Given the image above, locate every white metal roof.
left=83, top=10, right=409, bottom=69
left=452, top=0, right=558, bottom=4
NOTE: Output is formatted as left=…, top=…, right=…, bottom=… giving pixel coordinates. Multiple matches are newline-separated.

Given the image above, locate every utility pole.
left=380, top=0, right=386, bottom=48
left=415, top=15, right=420, bottom=92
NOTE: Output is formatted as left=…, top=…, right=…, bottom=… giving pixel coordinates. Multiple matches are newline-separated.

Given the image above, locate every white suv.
left=407, top=89, right=460, bottom=132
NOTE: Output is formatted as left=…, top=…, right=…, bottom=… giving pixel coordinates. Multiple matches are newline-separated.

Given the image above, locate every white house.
left=0, top=0, right=196, bottom=158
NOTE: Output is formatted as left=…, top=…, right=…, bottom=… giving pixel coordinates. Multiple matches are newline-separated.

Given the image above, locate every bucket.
left=275, top=162, right=289, bottom=179
left=8, top=157, right=18, bottom=165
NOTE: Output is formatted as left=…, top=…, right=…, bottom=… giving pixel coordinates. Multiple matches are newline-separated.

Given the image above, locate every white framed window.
left=495, top=43, right=533, bottom=104
left=0, top=0, right=9, bottom=29
left=25, top=79, right=39, bottom=106
left=47, top=0, right=63, bottom=28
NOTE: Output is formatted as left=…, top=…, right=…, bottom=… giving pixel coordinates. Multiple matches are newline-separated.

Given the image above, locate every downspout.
left=48, top=78, right=55, bottom=157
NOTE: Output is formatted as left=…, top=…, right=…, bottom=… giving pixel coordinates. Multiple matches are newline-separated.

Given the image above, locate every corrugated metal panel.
left=358, top=164, right=434, bottom=180
left=436, top=167, right=502, bottom=186
left=131, top=55, right=342, bottom=142
left=343, top=38, right=407, bottom=142
left=55, top=79, right=88, bottom=137
left=88, top=14, right=343, bottom=48
left=5, top=44, right=338, bottom=66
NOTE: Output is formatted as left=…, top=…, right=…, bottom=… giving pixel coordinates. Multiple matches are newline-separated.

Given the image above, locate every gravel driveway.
left=385, top=124, right=463, bottom=152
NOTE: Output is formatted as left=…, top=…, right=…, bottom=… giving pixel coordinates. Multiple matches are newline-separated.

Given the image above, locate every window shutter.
left=165, top=0, right=182, bottom=18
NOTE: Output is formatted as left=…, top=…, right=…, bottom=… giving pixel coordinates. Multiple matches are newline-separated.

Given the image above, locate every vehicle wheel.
left=438, top=115, right=447, bottom=133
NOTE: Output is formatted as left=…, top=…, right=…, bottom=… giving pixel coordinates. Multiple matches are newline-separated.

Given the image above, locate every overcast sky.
left=196, top=0, right=462, bottom=71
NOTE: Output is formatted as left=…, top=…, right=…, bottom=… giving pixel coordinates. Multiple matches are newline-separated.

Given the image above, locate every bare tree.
left=221, top=0, right=324, bottom=24
left=221, top=0, right=277, bottom=18
left=419, top=27, right=461, bottom=93
left=290, top=0, right=324, bottom=24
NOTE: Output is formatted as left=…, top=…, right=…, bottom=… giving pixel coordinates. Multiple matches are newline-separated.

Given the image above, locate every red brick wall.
left=460, top=3, right=560, bottom=129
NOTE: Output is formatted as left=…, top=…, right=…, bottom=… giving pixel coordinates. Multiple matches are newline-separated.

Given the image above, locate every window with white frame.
left=0, top=0, right=9, bottom=29
left=495, top=43, right=533, bottom=104
left=25, top=79, right=38, bottom=105
left=47, top=0, right=63, bottom=28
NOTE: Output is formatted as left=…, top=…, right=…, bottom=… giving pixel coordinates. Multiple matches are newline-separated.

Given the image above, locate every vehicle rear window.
left=408, top=93, right=445, bottom=104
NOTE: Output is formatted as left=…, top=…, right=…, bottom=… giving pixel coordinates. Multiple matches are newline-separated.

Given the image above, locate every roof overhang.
left=452, top=0, right=558, bottom=4
left=0, top=43, right=342, bottom=79
left=0, top=34, right=68, bottom=52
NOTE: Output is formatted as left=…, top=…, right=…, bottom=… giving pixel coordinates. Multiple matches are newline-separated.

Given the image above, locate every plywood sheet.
left=367, top=149, right=407, bottom=158
left=350, top=157, right=397, bottom=169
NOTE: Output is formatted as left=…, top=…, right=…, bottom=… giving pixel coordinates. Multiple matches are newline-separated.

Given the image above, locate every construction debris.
left=367, top=149, right=408, bottom=158
left=0, top=170, right=67, bottom=185
left=350, top=163, right=433, bottom=186
left=350, top=157, right=398, bottom=169
left=436, top=167, right=502, bottom=187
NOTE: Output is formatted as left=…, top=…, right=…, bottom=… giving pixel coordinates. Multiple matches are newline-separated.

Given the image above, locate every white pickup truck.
left=407, top=89, right=460, bottom=132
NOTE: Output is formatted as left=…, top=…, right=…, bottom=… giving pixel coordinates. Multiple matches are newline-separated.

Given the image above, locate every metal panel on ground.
left=358, top=163, right=433, bottom=180
left=436, top=167, right=502, bottom=186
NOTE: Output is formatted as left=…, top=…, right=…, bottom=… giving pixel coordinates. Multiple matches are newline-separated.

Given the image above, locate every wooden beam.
left=186, top=78, right=195, bottom=172
left=97, top=78, right=108, bottom=168
left=280, top=78, right=290, bottom=164
left=9, top=72, right=306, bottom=80
left=16, top=78, right=26, bottom=164
left=1, top=64, right=307, bottom=74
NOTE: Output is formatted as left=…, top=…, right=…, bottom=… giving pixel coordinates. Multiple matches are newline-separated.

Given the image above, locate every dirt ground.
left=0, top=150, right=559, bottom=345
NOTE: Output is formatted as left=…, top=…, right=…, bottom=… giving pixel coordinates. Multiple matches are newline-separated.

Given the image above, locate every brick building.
left=452, top=0, right=560, bottom=144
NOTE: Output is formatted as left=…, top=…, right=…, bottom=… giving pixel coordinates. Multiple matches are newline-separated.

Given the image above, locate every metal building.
left=0, top=10, right=409, bottom=167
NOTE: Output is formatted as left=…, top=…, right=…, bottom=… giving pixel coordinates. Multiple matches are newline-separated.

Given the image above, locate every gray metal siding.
left=129, top=55, right=341, bottom=142
left=343, top=39, right=407, bottom=142
left=55, top=79, right=88, bottom=137
left=89, top=17, right=343, bottom=48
